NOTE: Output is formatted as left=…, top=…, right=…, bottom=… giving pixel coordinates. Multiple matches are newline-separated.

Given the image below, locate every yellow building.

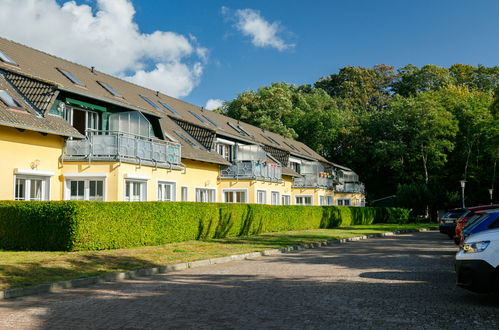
left=0, top=36, right=365, bottom=206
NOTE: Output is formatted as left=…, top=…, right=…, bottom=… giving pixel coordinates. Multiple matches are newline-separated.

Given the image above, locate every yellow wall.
left=0, top=127, right=365, bottom=206
left=334, top=192, right=366, bottom=206
left=0, top=127, right=64, bottom=200
left=60, top=159, right=219, bottom=202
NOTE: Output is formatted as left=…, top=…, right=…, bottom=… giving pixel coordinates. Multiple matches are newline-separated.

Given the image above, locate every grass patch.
left=0, top=223, right=436, bottom=291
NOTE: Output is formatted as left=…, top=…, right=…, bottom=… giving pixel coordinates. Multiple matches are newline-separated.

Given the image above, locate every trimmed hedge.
left=0, top=201, right=410, bottom=251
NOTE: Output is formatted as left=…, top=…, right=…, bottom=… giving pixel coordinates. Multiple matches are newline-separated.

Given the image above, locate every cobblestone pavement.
left=1, top=231, right=498, bottom=329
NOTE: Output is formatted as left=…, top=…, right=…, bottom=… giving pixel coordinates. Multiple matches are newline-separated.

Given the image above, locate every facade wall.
left=218, top=176, right=294, bottom=204
left=0, top=127, right=64, bottom=200
left=291, top=187, right=335, bottom=205
left=334, top=192, right=366, bottom=207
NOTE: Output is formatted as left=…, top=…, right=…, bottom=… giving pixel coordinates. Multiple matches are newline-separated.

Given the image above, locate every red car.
left=454, top=204, right=499, bottom=245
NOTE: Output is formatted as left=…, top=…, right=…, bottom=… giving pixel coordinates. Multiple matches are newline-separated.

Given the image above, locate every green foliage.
left=0, top=201, right=409, bottom=251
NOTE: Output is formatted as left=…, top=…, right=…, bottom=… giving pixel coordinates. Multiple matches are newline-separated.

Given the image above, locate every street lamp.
left=489, top=188, right=494, bottom=205
left=459, top=180, right=466, bottom=208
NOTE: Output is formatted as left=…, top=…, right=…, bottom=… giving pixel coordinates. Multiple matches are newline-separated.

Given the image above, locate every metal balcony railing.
left=292, top=174, right=335, bottom=189
left=335, top=183, right=365, bottom=194
left=63, top=130, right=181, bottom=167
left=220, top=160, right=282, bottom=182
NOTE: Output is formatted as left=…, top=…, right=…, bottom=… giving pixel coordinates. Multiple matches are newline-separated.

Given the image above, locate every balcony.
left=220, top=160, right=282, bottom=182
left=292, top=174, right=335, bottom=189
left=335, top=182, right=365, bottom=194
left=63, top=130, right=181, bottom=168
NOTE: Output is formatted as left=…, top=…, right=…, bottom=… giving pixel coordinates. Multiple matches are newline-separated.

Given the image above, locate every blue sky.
left=1, top=0, right=498, bottom=108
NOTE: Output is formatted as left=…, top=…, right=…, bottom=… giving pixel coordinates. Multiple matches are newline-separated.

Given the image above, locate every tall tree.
left=391, top=64, right=455, bottom=96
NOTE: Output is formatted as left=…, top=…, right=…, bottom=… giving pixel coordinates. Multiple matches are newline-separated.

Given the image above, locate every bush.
left=0, top=201, right=410, bottom=251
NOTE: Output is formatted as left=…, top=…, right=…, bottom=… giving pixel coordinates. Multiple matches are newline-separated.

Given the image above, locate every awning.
left=66, top=97, right=106, bottom=112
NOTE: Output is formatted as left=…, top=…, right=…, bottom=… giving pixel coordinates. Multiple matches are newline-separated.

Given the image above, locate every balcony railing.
left=63, top=130, right=181, bottom=168
left=335, top=183, right=365, bottom=194
left=292, top=174, right=335, bottom=189
left=220, top=160, right=282, bottom=182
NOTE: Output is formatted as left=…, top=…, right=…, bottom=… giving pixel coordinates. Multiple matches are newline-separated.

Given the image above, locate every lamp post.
left=459, top=180, right=466, bottom=208
left=489, top=188, right=494, bottom=205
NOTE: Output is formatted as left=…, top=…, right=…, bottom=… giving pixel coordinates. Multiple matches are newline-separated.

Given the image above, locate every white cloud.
left=0, top=0, right=206, bottom=98
left=229, top=8, right=294, bottom=51
left=205, top=99, right=224, bottom=110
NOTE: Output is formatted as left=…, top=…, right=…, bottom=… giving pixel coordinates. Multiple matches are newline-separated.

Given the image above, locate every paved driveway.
left=1, top=231, right=498, bottom=329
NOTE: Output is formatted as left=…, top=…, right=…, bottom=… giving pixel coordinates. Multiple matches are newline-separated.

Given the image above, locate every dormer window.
left=0, top=50, right=17, bottom=65
left=0, top=89, right=22, bottom=108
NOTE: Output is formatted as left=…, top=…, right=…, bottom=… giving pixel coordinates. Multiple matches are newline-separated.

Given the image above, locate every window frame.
left=337, top=198, right=351, bottom=206
left=195, top=188, right=216, bottom=203
left=157, top=181, right=176, bottom=202
left=256, top=190, right=267, bottom=204
left=222, top=189, right=248, bottom=203
left=181, top=186, right=188, bottom=202
left=295, top=195, right=313, bottom=206
left=64, top=176, right=106, bottom=201
left=13, top=172, right=52, bottom=201
left=271, top=191, right=280, bottom=205
left=282, top=195, right=291, bottom=205
left=124, top=179, right=148, bottom=202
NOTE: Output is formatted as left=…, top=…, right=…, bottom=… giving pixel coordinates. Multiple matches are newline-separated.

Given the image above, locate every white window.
left=196, top=188, right=216, bottom=202
left=319, top=196, right=325, bottom=206
left=326, top=196, right=334, bottom=206
left=257, top=190, right=267, bottom=204
left=181, top=186, right=188, bottom=201
left=158, top=181, right=176, bottom=201
left=337, top=198, right=351, bottom=206
left=67, top=179, right=104, bottom=201
left=14, top=176, right=50, bottom=201
left=216, top=143, right=233, bottom=161
left=282, top=195, right=291, bottom=205
left=223, top=189, right=247, bottom=203
left=271, top=191, right=280, bottom=205
left=361, top=199, right=366, bottom=207
left=125, top=180, right=147, bottom=201
left=290, top=161, right=301, bottom=174
left=295, top=195, right=312, bottom=206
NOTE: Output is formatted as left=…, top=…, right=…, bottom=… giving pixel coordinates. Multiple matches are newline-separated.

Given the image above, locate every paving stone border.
left=0, top=228, right=431, bottom=300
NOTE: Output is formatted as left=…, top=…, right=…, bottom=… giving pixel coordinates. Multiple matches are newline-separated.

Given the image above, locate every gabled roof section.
left=0, top=74, right=82, bottom=138
left=159, top=117, right=230, bottom=166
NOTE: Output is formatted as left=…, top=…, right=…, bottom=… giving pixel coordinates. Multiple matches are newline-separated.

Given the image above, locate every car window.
left=465, top=214, right=490, bottom=232
left=489, top=218, right=499, bottom=230
left=447, top=211, right=467, bottom=218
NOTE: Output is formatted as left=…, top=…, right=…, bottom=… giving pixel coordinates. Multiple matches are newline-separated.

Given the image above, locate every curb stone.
left=0, top=228, right=432, bottom=300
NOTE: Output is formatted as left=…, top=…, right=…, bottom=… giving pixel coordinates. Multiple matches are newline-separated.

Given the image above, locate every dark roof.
left=0, top=73, right=82, bottom=138
left=0, top=36, right=331, bottom=165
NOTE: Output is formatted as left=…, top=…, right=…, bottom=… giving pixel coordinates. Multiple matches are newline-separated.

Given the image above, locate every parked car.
left=439, top=209, right=468, bottom=238
left=454, top=205, right=499, bottom=245
left=460, top=211, right=499, bottom=247
left=455, top=227, right=499, bottom=293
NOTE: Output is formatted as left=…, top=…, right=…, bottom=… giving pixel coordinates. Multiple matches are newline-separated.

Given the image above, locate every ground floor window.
left=181, top=186, right=188, bottom=201
left=319, top=196, right=325, bottom=206
left=326, top=196, right=334, bottom=206
left=125, top=180, right=147, bottom=201
left=282, top=195, right=291, bottom=205
left=271, top=191, right=280, bottom=205
left=158, top=181, right=176, bottom=201
left=67, top=179, right=104, bottom=201
left=196, top=188, right=216, bottom=202
left=295, top=195, right=312, bottom=206
left=15, top=176, right=50, bottom=201
left=337, top=198, right=351, bottom=206
left=223, top=189, right=247, bottom=203
left=257, top=190, right=267, bottom=204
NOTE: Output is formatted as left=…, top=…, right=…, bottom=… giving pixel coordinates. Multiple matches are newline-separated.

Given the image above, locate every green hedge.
left=0, top=201, right=410, bottom=251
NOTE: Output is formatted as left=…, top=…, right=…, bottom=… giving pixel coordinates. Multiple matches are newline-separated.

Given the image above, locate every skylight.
left=140, top=95, right=161, bottom=111
left=159, top=101, right=180, bottom=116
left=97, top=81, right=122, bottom=97
left=0, top=50, right=16, bottom=65
left=57, top=68, right=84, bottom=86
left=227, top=122, right=248, bottom=135
left=262, top=134, right=280, bottom=145
left=175, top=130, right=200, bottom=149
left=238, top=125, right=251, bottom=136
left=0, top=89, right=22, bottom=108
left=189, top=111, right=208, bottom=125
left=203, top=115, right=221, bottom=128
left=301, top=147, right=312, bottom=155
left=283, top=141, right=298, bottom=151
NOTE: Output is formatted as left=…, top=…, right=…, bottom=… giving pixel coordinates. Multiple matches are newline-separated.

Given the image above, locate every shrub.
left=0, top=201, right=410, bottom=251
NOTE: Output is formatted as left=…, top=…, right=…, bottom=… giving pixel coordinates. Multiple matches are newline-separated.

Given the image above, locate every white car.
left=455, top=228, right=499, bottom=293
